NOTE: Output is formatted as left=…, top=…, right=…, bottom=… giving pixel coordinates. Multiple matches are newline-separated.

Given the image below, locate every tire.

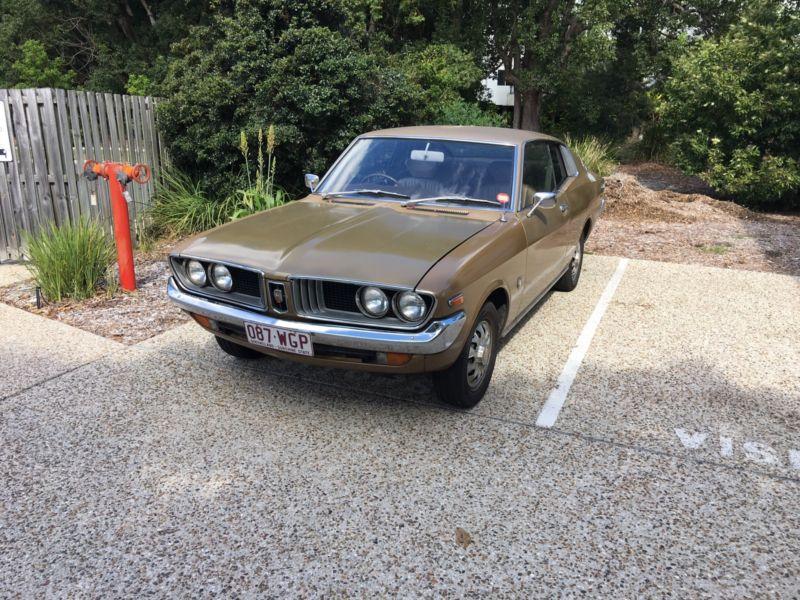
left=553, top=236, right=584, bottom=292
left=215, top=335, right=265, bottom=359
left=433, top=302, right=500, bottom=409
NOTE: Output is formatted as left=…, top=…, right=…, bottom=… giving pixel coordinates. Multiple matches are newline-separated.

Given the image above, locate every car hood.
left=175, top=199, right=493, bottom=288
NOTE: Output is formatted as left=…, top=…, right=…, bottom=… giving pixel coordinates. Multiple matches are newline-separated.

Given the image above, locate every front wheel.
left=433, top=302, right=500, bottom=409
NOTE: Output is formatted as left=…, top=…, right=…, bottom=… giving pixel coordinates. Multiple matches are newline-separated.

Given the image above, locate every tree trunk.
left=512, top=89, right=522, bottom=129
left=139, top=0, right=157, bottom=26
left=520, top=89, right=541, bottom=131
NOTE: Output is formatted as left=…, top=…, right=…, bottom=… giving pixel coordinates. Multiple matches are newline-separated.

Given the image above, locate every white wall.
left=482, top=72, right=514, bottom=107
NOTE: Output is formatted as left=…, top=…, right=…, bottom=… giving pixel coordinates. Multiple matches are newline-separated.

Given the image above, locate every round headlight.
left=396, top=291, right=427, bottom=322
left=359, top=286, right=389, bottom=317
left=210, top=264, right=233, bottom=292
left=186, top=260, right=207, bottom=286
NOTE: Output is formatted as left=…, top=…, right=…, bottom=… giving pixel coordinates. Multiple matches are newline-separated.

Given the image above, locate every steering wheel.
left=361, top=172, right=398, bottom=187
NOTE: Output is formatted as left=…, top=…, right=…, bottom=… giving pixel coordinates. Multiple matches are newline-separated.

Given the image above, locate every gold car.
left=167, top=126, right=604, bottom=407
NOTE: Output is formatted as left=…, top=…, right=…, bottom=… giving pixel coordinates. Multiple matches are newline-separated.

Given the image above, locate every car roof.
left=360, top=125, right=562, bottom=147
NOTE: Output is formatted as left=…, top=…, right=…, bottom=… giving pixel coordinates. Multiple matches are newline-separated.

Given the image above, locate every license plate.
left=244, top=322, right=314, bottom=356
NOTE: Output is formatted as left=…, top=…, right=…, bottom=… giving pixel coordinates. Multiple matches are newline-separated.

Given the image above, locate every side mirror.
left=305, top=173, right=320, bottom=192
left=527, top=191, right=557, bottom=217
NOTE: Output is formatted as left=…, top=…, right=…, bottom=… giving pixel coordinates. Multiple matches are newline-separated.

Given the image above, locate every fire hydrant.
left=82, top=160, right=151, bottom=291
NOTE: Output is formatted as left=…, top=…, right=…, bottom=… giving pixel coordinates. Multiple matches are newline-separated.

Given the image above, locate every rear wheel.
left=433, top=302, right=500, bottom=409
left=553, top=236, right=584, bottom=292
left=215, top=336, right=264, bottom=359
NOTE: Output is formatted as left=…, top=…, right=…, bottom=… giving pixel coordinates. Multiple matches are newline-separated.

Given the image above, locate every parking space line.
left=536, top=258, right=629, bottom=428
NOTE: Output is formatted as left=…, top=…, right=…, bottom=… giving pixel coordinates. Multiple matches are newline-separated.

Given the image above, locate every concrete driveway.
left=1, top=255, right=798, bottom=596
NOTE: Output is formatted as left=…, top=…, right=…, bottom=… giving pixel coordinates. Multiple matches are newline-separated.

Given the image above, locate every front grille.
left=294, top=279, right=324, bottom=314
left=230, top=267, right=261, bottom=297
left=321, top=281, right=359, bottom=313
left=291, top=277, right=433, bottom=330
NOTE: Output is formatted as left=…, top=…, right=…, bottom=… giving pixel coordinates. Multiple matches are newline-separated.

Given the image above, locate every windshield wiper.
left=402, top=195, right=504, bottom=208
left=323, top=189, right=410, bottom=200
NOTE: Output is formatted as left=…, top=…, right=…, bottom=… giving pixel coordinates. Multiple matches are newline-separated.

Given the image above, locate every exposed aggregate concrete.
left=1, top=256, right=799, bottom=596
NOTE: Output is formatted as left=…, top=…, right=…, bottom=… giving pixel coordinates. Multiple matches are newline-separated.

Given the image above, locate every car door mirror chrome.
left=526, top=192, right=557, bottom=217
left=305, top=173, right=320, bottom=192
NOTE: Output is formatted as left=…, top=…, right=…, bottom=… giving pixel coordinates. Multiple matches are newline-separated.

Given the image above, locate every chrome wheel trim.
left=571, top=244, right=583, bottom=277
left=466, top=320, right=493, bottom=389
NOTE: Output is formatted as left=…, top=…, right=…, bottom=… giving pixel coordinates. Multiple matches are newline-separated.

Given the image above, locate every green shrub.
left=149, top=169, right=228, bottom=235
left=226, top=187, right=287, bottom=220
left=649, top=0, right=800, bottom=209
left=564, top=135, right=618, bottom=177
left=24, top=219, right=115, bottom=302
left=9, top=40, right=75, bottom=89
left=435, top=99, right=508, bottom=127
left=158, top=6, right=420, bottom=194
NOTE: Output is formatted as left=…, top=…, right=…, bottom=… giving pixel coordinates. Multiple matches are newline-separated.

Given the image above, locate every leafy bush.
left=158, top=4, right=420, bottom=194
left=149, top=169, right=228, bottom=235
left=649, top=0, right=800, bottom=209
left=435, top=99, right=508, bottom=127
left=24, top=219, right=114, bottom=302
left=564, top=135, right=618, bottom=177
left=9, top=40, right=75, bottom=88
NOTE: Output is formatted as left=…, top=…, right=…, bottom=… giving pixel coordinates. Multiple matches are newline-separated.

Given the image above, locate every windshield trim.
left=315, top=136, right=520, bottom=212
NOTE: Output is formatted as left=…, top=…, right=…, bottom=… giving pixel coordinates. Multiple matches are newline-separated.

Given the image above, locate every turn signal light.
left=386, top=352, right=412, bottom=366
left=190, top=313, right=211, bottom=329
left=448, top=293, right=464, bottom=307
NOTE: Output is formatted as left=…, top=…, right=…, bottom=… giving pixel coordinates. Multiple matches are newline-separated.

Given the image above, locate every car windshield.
left=318, top=138, right=516, bottom=210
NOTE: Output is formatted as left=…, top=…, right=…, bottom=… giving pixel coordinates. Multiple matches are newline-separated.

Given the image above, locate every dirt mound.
left=589, top=162, right=800, bottom=277
left=603, top=164, right=758, bottom=223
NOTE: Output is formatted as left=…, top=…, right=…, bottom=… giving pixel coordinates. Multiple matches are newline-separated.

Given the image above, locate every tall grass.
left=149, top=126, right=286, bottom=235
left=564, top=135, right=618, bottom=177
left=24, top=219, right=115, bottom=302
left=227, top=125, right=286, bottom=220
left=149, top=169, right=228, bottom=235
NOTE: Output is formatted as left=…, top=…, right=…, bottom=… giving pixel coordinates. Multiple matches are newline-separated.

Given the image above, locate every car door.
left=518, top=141, right=570, bottom=305
left=547, top=142, right=582, bottom=267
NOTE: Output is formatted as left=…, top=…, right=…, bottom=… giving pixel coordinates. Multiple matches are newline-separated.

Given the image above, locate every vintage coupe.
left=167, top=126, right=604, bottom=407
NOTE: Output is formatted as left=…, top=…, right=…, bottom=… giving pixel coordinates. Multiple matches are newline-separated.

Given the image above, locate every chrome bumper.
left=167, top=277, right=465, bottom=355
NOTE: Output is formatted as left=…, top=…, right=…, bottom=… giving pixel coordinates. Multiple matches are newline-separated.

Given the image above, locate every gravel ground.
left=0, top=242, right=187, bottom=344
left=0, top=264, right=30, bottom=287
left=1, top=255, right=798, bottom=596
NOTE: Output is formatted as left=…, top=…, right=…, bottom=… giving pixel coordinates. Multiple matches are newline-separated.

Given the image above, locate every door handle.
left=559, top=203, right=569, bottom=214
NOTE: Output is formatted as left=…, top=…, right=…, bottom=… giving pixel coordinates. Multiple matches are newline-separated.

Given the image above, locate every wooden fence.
left=0, top=88, right=166, bottom=261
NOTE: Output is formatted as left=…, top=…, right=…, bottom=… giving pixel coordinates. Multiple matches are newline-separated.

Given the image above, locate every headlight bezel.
left=185, top=259, right=208, bottom=287
left=357, top=285, right=390, bottom=318
left=210, top=263, right=234, bottom=292
left=394, top=290, right=427, bottom=323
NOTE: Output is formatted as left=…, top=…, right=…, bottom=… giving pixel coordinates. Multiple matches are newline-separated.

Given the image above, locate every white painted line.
left=536, top=258, right=629, bottom=428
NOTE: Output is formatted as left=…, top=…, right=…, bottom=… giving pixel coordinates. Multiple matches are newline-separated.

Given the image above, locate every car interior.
left=348, top=139, right=516, bottom=204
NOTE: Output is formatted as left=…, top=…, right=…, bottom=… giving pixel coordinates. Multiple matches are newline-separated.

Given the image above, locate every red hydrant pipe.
left=82, top=161, right=151, bottom=292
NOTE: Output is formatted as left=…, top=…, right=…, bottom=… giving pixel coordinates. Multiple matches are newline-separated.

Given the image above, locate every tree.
left=9, top=40, right=76, bottom=88
left=157, top=0, right=421, bottom=193
left=652, top=0, right=800, bottom=209
left=476, top=0, right=620, bottom=131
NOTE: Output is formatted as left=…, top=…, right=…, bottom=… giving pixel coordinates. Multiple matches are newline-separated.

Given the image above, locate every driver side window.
left=521, top=142, right=555, bottom=208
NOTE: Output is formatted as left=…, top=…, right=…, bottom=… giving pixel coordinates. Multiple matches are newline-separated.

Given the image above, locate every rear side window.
left=548, top=143, right=567, bottom=188
left=560, top=145, right=579, bottom=177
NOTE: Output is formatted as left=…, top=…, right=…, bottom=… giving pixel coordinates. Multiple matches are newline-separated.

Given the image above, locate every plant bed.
left=0, top=239, right=188, bottom=344
left=586, top=163, right=800, bottom=277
